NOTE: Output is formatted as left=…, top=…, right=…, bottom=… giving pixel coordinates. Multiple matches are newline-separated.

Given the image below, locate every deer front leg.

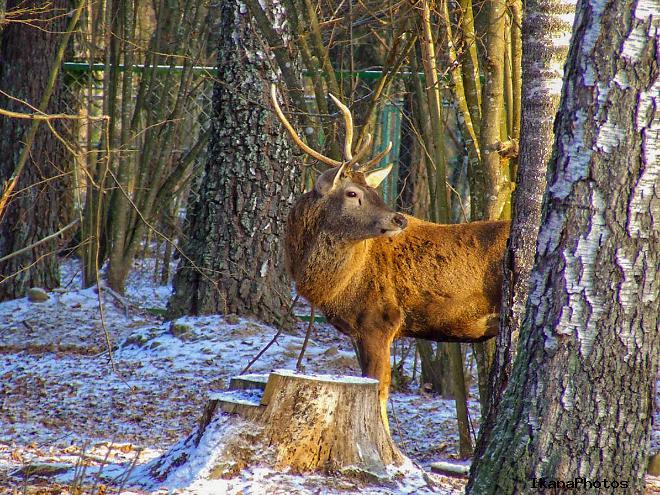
left=356, top=333, right=394, bottom=434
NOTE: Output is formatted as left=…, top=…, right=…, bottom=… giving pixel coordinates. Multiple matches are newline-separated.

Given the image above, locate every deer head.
left=270, top=85, right=407, bottom=241
left=271, top=86, right=509, bottom=434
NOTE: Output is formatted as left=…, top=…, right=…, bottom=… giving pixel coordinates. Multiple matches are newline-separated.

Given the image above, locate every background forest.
left=0, top=0, right=658, bottom=493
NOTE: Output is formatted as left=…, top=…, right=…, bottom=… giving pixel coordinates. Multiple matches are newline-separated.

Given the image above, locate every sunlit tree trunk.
left=470, top=0, right=507, bottom=421
left=467, top=0, right=659, bottom=491
left=474, top=0, right=577, bottom=449
left=168, top=0, right=301, bottom=327
left=0, top=0, right=74, bottom=301
left=472, top=0, right=506, bottom=221
left=0, top=1, right=6, bottom=33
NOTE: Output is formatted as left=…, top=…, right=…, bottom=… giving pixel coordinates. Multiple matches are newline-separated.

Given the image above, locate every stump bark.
left=149, top=371, right=404, bottom=482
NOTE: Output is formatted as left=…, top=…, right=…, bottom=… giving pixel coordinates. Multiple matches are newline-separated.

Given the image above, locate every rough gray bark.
left=467, top=0, right=659, bottom=492
left=0, top=0, right=72, bottom=300
left=473, top=0, right=577, bottom=450
left=167, top=0, right=301, bottom=327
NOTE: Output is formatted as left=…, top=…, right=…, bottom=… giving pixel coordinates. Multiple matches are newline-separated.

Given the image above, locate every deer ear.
left=364, top=164, right=393, bottom=188
left=314, top=167, right=342, bottom=195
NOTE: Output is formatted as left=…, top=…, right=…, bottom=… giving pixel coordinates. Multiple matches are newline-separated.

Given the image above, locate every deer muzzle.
left=381, top=213, right=407, bottom=237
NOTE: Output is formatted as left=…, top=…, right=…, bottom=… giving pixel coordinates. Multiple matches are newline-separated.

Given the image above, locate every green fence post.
left=378, top=98, right=402, bottom=207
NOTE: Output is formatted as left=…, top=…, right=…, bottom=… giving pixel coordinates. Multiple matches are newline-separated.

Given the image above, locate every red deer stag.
left=271, top=85, right=509, bottom=430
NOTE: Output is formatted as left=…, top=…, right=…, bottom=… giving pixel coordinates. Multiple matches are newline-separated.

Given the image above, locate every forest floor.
left=0, top=258, right=658, bottom=494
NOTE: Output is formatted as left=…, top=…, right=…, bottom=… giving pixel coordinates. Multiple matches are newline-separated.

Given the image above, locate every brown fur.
left=285, top=174, right=510, bottom=428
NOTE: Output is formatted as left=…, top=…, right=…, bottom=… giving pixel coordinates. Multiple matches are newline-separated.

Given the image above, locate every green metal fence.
left=62, top=62, right=404, bottom=204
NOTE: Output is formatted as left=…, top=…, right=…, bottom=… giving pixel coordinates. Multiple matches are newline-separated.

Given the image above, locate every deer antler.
left=347, top=133, right=372, bottom=168
left=356, top=141, right=393, bottom=172
left=328, top=96, right=382, bottom=171
left=271, top=84, right=393, bottom=174
left=270, top=85, right=342, bottom=168
left=328, top=94, right=354, bottom=161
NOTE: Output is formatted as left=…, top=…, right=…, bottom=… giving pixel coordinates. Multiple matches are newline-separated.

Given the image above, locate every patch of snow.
left=0, top=258, right=486, bottom=493
left=208, top=389, right=263, bottom=405
left=272, top=369, right=379, bottom=385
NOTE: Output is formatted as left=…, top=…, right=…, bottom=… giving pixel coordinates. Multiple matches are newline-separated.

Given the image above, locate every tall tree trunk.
left=473, top=0, right=577, bottom=457
left=0, top=0, right=74, bottom=300
left=167, top=0, right=301, bottom=327
left=472, top=0, right=506, bottom=221
left=469, top=0, right=507, bottom=421
left=467, top=0, right=659, bottom=491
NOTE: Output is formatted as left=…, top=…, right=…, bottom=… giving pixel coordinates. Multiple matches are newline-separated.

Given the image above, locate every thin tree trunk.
left=0, top=1, right=5, bottom=33
left=474, top=0, right=506, bottom=221
left=417, top=340, right=452, bottom=396
left=468, top=0, right=508, bottom=421
left=444, top=0, right=480, bottom=170
left=509, top=0, right=522, bottom=146
left=479, top=0, right=577, bottom=437
left=93, top=0, right=211, bottom=292
left=418, top=0, right=449, bottom=223
left=458, top=0, right=481, bottom=138
left=467, top=0, right=659, bottom=491
left=106, top=0, right=136, bottom=292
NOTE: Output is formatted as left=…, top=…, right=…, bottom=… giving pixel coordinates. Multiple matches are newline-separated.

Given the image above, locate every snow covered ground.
left=0, top=258, right=481, bottom=494
left=0, top=258, right=658, bottom=494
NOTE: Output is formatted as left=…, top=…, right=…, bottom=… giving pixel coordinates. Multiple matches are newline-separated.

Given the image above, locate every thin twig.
left=241, top=295, right=300, bottom=375
left=90, top=440, right=114, bottom=495
left=22, top=321, right=36, bottom=333
left=115, top=447, right=143, bottom=493
left=95, top=123, right=119, bottom=376
left=0, top=107, right=109, bottom=121
left=0, top=219, right=79, bottom=264
left=295, top=305, right=315, bottom=371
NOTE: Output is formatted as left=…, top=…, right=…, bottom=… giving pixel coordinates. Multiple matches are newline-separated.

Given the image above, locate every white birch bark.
left=467, top=0, right=659, bottom=491
left=487, top=0, right=578, bottom=410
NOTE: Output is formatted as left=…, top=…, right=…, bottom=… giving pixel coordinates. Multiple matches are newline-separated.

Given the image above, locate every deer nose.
left=392, top=214, right=407, bottom=229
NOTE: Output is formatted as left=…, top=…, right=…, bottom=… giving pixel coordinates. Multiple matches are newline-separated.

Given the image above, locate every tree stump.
left=148, top=370, right=404, bottom=483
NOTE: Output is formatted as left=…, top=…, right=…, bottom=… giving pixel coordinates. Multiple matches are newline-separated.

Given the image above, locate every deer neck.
left=296, top=234, right=371, bottom=307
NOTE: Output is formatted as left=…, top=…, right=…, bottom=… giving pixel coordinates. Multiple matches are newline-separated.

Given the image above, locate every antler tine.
left=356, top=141, right=393, bottom=172
left=328, top=94, right=354, bottom=161
left=270, top=84, right=342, bottom=168
left=330, top=134, right=371, bottom=190
left=347, top=133, right=372, bottom=169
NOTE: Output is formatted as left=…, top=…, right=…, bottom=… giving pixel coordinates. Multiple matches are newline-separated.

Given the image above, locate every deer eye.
left=346, top=191, right=358, bottom=198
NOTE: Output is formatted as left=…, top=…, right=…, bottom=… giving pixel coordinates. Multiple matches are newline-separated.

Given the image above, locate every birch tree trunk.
left=167, top=0, right=301, bottom=327
left=474, top=0, right=577, bottom=446
left=467, top=0, right=659, bottom=491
